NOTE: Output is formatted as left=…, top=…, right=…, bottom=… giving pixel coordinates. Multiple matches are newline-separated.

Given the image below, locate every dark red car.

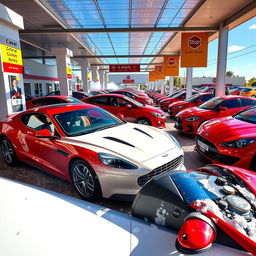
left=168, top=93, right=213, bottom=117
left=174, top=96, right=256, bottom=134
left=82, top=94, right=166, bottom=128
left=26, top=96, right=83, bottom=109
left=159, top=91, right=198, bottom=112
left=110, top=90, right=154, bottom=106
left=196, top=106, right=256, bottom=171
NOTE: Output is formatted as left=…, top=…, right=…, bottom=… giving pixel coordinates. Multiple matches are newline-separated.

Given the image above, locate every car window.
left=241, top=88, right=252, bottom=92
left=200, top=94, right=213, bottom=101
left=89, top=97, right=108, bottom=105
left=31, top=98, right=49, bottom=106
left=220, top=98, right=241, bottom=109
left=240, top=98, right=256, bottom=107
left=199, top=97, right=224, bottom=110
left=21, top=113, right=55, bottom=133
left=235, top=107, right=256, bottom=124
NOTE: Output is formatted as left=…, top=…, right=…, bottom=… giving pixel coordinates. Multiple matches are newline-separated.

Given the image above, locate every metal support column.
left=186, top=68, right=193, bottom=98
left=169, top=76, right=174, bottom=94
left=216, top=24, right=229, bottom=97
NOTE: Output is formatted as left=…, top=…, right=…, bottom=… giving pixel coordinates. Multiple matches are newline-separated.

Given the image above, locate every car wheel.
left=137, top=118, right=152, bottom=126
left=249, top=155, right=256, bottom=172
left=70, top=159, right=101, bottom=201
left=0, top=137, right=17, bottom=166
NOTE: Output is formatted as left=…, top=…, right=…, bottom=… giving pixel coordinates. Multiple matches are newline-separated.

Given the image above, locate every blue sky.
left=181, top=16, right=256, bottom=81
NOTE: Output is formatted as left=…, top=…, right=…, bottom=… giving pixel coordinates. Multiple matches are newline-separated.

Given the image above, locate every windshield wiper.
left=95, top=123, right=123, bottom=132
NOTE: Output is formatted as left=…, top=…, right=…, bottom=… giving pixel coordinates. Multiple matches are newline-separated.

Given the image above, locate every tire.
left=137, top=118, right=152, bottom=126
left=249, top=155, right=256, bottom=172
left=0, top=137, right=17, bottom=166
left=70, top=159, right=101, bottom=201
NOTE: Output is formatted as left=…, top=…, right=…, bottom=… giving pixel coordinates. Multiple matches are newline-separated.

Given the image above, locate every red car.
left=82, top=94, right=166, bottom=128
left=168, top=93, right=213, bottom=116
left=159, top=91, right=198, bottom=111
left=110, top=90, right=154, bottom=106
left=195, top=106, right=256, bottom=171
left=174, top=96, right=256, bottom=134
left=26, top=96, right=83, bottom=109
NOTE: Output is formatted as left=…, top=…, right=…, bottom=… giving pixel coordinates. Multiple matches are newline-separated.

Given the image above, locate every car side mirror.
left=219, top=106, right=228, bottom=111
left=126, top=104, right=132, bottom=109
left=35, top=129, right=57, bottom=139
left=117, top=113, right=124, bottom=120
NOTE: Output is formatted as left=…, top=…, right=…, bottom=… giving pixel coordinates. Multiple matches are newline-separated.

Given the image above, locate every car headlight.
left=151, top=112, right=163, bottom=117
left=173, top=106, right=183, bottom=109
left=222, top=138, right=256, bottom=148
left=185, top=116, right=200, bottom=122
left=98, top=153, right=138, bottom=169
left=165, top=132, right=181, bottom=148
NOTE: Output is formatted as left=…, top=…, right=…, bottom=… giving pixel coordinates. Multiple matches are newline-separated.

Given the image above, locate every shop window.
left=35, top=83, right=43, bottom=97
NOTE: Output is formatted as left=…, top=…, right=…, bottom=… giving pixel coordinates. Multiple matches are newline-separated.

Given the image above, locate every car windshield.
left=241, top=88, right=252, bottom=92
left=199, top=97, right=223, bottom=110
left=55, top=108, right=124, bottom=136
left=123, top=96, right=143, bottom=106
left=184, top=94, right=200, bottom=102
left=234, top=107, right=256, bottom=125
left=172, top=91, right=185, bottom=99
left=64, top=97, right=84, bottom=104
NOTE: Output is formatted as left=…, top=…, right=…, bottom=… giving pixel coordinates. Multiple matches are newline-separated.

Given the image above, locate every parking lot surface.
left=0, top=116, right=209, bottom=213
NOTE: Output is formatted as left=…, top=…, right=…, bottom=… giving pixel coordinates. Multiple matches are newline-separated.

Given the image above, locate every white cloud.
left=228, top=45, right=245, bottom=52
left=246, top=64, right=253, bottom=68
left=249, top=24, right=256, bottom=29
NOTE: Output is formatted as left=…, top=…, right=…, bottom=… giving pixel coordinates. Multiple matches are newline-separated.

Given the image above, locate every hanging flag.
left=155, top=65, right=165, bottom=80
left=181, top=32, right=208, bottom=67
left=164, top=56, right=179, bottom=76
left=149, top=71, right=156, bottom=81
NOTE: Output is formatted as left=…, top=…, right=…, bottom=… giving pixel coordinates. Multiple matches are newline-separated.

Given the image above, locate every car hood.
left=169, top=100, right=187, bottom=108
left=142, top=105, right=165, bottom=114
left=199, top=116, right=256, bottom=142
left=61, top=123, right=176, bottom=163
left=177, top=107, right=212, bottom=118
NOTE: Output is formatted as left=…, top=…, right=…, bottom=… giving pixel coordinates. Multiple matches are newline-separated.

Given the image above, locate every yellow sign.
left=66, top=66, right=72, bottom=79
left=87, top=73, right=91, bottom=81
left=155, top=65, right=165, bottom=80
left=164, top=56, right=179, bottom=76
left=181, top=32, right=208, bottom=67
left=0, top=44, right=23, bottom=66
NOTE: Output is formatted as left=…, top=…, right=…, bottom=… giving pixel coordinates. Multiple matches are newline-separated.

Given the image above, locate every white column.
left=52, top=48, right=73, bottom=96
left=75, top=58, right=90, bottom=93
left=169, top=76, right=174, bottom=94
left=104, top=72, right=108, bottom=89
left=99, top=70, right=104, bottom=90
left=216, top=24, right=228, bottom=97
left=0, top=3, right=25, bottom=119
left=91, top=66, right=98, bottom=82
left=186, top=68, right=193, bottom=98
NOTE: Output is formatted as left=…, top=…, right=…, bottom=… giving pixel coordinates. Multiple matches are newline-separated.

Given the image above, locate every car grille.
left=137, top=155, right=183, bottom=187
left=196, top=135, right=218, bottom=156
left=174, top=117, right=183, bottom=130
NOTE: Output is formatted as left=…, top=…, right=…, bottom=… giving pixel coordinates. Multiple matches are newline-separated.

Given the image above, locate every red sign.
left=3, top=62, right=23, bottom=73
left=188, top=35, right=201, bottom=49
left=109, top=64, right=140, bottom=72
left=123, top=79, right=134, bottom=84
left=168, top=58, right=176, bottom=65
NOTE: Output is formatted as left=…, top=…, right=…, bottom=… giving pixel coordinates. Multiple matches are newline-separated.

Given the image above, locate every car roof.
left=24, top=103, right=99, bottom=116
left=30, top=95, right=72, bottom=101
left=219, top=95, right=256, bottom=100
left=87, top=93, right=125, bottom=99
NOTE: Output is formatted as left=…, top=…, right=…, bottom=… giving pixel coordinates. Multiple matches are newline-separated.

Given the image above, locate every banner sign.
left=109, top=64, right=140, bottom=72
left=155, top=65, right=165, bottom=80
left=0, top=44, right=23, bottom=73
left=164, top=56, right=179, bottom=76
left=66, top=66, right=72, bottom=79
left=149, top=71, right=156, bottom=82
left=181, top=32, right=208, bottom=67
left=123, top=79, right=134, bottom=83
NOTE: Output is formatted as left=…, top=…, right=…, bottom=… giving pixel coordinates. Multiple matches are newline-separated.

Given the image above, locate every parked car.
left=229, top=87, right=244, bottom=95
left=159, top=91, right=198, bottom=112
left=110, top=90, right=154, bottom=106
left=46, top=91, right=93, bottom=99
left=174, top=96, right=256, bottom=134
left=196, top=106, right=256, bottom=170
left=168, top=93, right=213, bottom=117
left=25, top=94, right=34, bottom=101
left=240, top=87, right=256, bottom=97
left=0, top=104, right=184, bottom=201
left=26, top=96, right=83, bottom=109
left=82, top=94, right=166, bottom=128
left=2, top=163, right=255, bottom=255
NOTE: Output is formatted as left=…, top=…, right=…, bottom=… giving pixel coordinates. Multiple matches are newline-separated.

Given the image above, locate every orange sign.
left=155, top=65, right=165, bottom=80
left=149, top=71, right=156, bottom=82
left=164, top=56, right=179, bottom=76
left=181, top=32, right=208, bottom=67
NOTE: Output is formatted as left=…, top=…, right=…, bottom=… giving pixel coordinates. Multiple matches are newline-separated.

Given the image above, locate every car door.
left=218, top=98, right=243, bottom=117
left=19, top=113, right=70, bottom=178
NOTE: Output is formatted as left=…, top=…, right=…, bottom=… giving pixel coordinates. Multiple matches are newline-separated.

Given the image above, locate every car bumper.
left=195, top=135, right=253, bottom=168
left=96, top=148, right=185, bottom=198
left=173, top=117, right=200, bottom=134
